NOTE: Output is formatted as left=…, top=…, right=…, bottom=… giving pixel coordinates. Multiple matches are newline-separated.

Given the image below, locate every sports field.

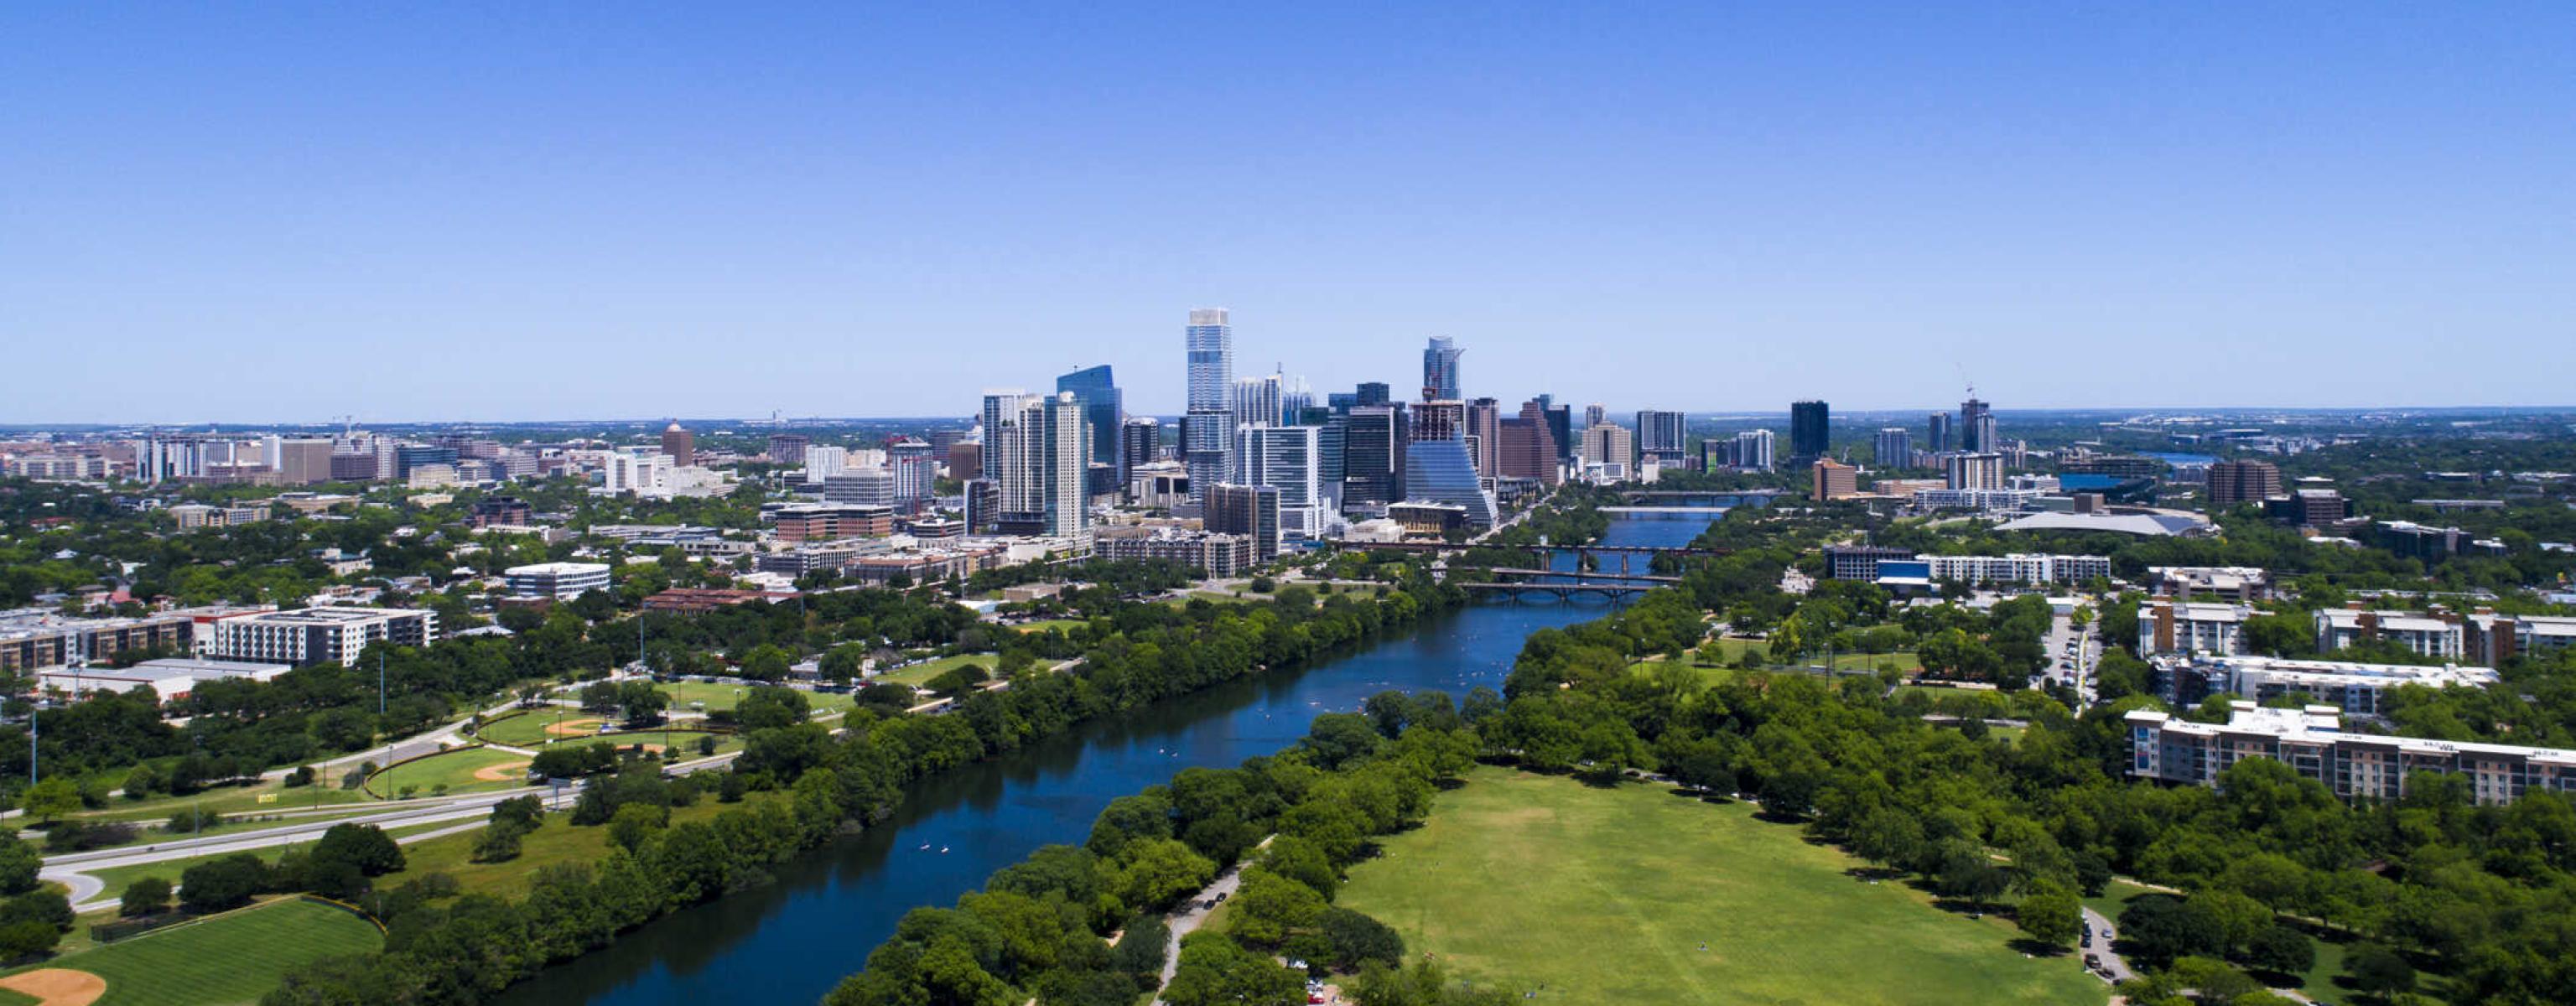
left=475, top=710, right=607, bottom=746
left=658, top=680, right=854, bottom=715
left=366, top=746, right=532, bottom=797
left=3, top=897, right=382, bottom=1005
left=1337, top=767, right=2105, bottom=1005
left=870, top=653, right=996, bottom=688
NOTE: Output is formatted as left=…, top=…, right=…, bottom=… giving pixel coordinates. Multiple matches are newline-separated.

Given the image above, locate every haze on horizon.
left=4, top=5, right=2572, bottom=425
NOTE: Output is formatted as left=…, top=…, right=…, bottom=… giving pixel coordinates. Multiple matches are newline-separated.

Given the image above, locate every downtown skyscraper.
left=1054, top=365, right=1122, bottom=474
left=1182, top=309, right=1233, bottom=504
left=1421, top=336, right=1462, bottom=402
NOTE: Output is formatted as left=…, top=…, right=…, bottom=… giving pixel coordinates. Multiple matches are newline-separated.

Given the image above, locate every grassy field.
left=870, top=652, right=997, bottom=688
left=1337, top=767, right=2105, bottom=1005
left=1697, top=637, right=1922, bottom=674
left=657, top=681, right=854, bottom=716
left=375, top=790, right=784, bottom=898
left=74, top=819, right=465, bottom=898
left=10, top=897, right=382, bottom=1005
left=2080, top=879, right=2402, bottom=1003
left=1005, top=619, right=1087, bottom=635
left=366, top=747, right=533, bottom=798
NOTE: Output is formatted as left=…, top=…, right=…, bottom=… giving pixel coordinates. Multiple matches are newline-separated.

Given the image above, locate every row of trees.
left=261, top=573, right=1467, bottom=1004
left=823, top=703, right=1477, bottom=1006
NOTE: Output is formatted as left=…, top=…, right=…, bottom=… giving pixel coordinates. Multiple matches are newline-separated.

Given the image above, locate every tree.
left=0, top=836, right=38, bottom=896
left=0, top=890, right=71, bottom=932
left=1225, top=869, right=1327, bottom=946
left=2345, top=943, right=2415, bottom=998
left=179, top=854, right=269, bottom=912
left=18, top=778, right=79, bottom=824
left=0, top=920, right=59, bottom=962
left=609, top=802, right=668, bottom=853
left=1317, top=906, right=1405, bottom=970
left=118, top=876, right=173, bottom=917
left=311, top=823, right=405, bottom=876
left=739, top=644, right=793, bottom=682
left=2014, top=888, right=2081, bottom=949
left=2243, top=925, right=2314, bottom=977
left=472, top=821, right=527, bottom=863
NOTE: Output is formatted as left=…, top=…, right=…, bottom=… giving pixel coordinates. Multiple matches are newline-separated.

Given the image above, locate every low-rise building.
left=503, top=562, right=614, bottom=600
left=2314, top=608, right=2464, bottom=661
left=2140, top=600, right=2255, bottom=656
left=2126, top=703, right=2575, bottom=806
left=2462, top=612, right=2576, bottom=667
left=198, top=607, right=438, bottom=666
left=1093, top=527, right=1259, bottom=578
left=36, top=656, right=290, bottom=701
left=2150, top=566, right=2271, bottom=603
left=769, top=504, right=896, bottom=543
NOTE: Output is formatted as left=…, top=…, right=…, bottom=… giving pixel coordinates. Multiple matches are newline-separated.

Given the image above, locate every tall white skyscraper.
left=1234, top=424, right=1324, bottom=537
left=1183, top=309, right=1233, bottom=503
left=1735, top=429, right=1775, bottom=472
left=1231, top=374, right=1283, bottom=434
left=1040, top=392, right=1091, bottom=537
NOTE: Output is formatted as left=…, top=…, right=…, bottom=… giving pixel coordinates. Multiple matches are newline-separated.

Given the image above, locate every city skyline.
left=8, top=6, right=2575, bottom=423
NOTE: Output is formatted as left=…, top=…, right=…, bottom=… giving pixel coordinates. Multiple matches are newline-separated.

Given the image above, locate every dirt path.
left=471, top=760, right=532, bottom=782
left=0, top=968, right=106, bottom=1006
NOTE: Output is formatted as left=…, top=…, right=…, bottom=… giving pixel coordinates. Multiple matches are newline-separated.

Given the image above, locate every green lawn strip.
left=13, top=897, right=382, bottom=1005
left=656, top=680, right=855, bottom=716
left=366, top=747, right=535, bottom=799
left=1005, top=619, right=1086, bottom=635
left=0, top=985, right=34, bottom=1005
left=870, top=653, right=998, bottom=689
left=74, top=819, right=466, bottom=898
left=1336, top=767, right=2104, bottom=1005
left=65, top=781, right=377, bottom=825
left=473, top=708, right=603, bottom=746
left=375, top=790, right=786, bottom=900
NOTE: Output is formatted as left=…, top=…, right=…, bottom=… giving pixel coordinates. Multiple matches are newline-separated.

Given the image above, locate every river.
left=500, top=511, right=1715, bottom=1006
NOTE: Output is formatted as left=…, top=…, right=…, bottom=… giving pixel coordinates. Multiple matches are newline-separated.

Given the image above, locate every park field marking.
left=0, top=968, right=105, bottom=1006
left=543, top=717, right=606, bottom=737
left=472, top=760, right=532, bottom=782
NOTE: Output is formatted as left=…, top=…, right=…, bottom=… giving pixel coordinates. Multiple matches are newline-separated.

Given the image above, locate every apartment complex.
left=2147, top=653, right=2499, bottom=717
left=200, top=607, right=439, bottom=666
left=2127, top=703, right=2575, bottom=806
left=2139, top=600, right=2254, bottom=656
left=1092, top=527, right=1259, bottom=578
left=2314, top=608, right=2466, bottom=661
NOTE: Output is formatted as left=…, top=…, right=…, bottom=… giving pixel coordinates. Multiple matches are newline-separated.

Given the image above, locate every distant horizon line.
left=6, top=403, right=2573, bottom=432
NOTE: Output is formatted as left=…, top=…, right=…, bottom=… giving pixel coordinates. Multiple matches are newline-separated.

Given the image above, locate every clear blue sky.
left=5, top=4, right=2572, bottom=424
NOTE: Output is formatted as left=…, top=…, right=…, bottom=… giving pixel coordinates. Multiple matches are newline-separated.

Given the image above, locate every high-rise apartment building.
left=1466, top=398, right=1503, bottom=476
left=1404, top=438, right=1499, bottom=528
left=1927, top=412, right=1954, bottom=454
left=661, top=422, right=695, bottom=467
left=1873, top=428, right=1913, bottom=469
left=1235, top=424, right=1325, bottom=538
left=1635, top=410, right=1686, bottom=467
left=1056, top=365, right=1123, bottom=471
left=1580, top=423, right=1633, bottom=473
left=2207, top=459, right=2284, bottom=509
left=1789, top=401, right=1831, bottom=462
left=1734, top=429, right=1776, bottom=472
left=888, top=439, right=935, bottom=513
left=1354, top=382, right=1391, bottom=407
left=766, top=433, right=811, bottom=464
left=1207, top=483, right=1280, bottom=560
left=274, top=438, right=334, bottom=485
left=1421, top=336, right=1462, bottom=402
left=1961, top=396, right=1997, bottom=453
left=1184, top=309, right=1233, bottom=504
left=804, top=444, right=849, bottom=485
left=1039, top=392, right=1090, bottom=537
left=1120, top=417, right=1161, bottom=484
left=1232, top=374, right=1284, bottom=433
left=1947, top=452, right=2005, bottom=490
left=1498, top=400, right=1562, bottom=486
left=1583, top=403, right=1607, bottom=428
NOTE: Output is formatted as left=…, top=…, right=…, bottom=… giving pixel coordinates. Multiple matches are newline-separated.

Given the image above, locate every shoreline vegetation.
left=257, top=573, right=1467, bottom=1004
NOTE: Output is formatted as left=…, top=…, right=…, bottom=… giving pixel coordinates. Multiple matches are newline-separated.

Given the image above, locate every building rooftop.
left=2128, top=703, right=2576, bottom=766
left=1995, top=511, right=2208, bottom=537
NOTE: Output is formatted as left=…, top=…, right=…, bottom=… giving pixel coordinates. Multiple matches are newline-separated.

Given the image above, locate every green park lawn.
left=1696, top=636, right=1921, bottom=675
left=1006, top=618, right=1086, bottom=635
left=657, top=680, right=854, bottom=716
left=74, top=820, right=461, bottom=899
left=870, top=652, right=997, bottom=689
left=474, top=709, right=608, bottom=746
left=13, top=897, right=382, bottom=1006
left=366, top=747, right=534, bottom=798
left=377, top=790, right=785, bottom=899
left=1336, top=767, right=2105, bottom=1005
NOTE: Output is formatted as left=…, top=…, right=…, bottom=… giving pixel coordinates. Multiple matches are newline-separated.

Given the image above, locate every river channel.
left=499, top=511, right=1717, bottom=1005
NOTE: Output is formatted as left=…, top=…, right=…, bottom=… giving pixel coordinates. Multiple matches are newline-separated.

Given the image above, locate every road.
left=2080, top=905, right=2136, bottom=984
left=2041, top=607, right=2101, bottom=704
left=39, top=749, right=738, bottom=911
left=1149, top=837, right=1268, bottom=1004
